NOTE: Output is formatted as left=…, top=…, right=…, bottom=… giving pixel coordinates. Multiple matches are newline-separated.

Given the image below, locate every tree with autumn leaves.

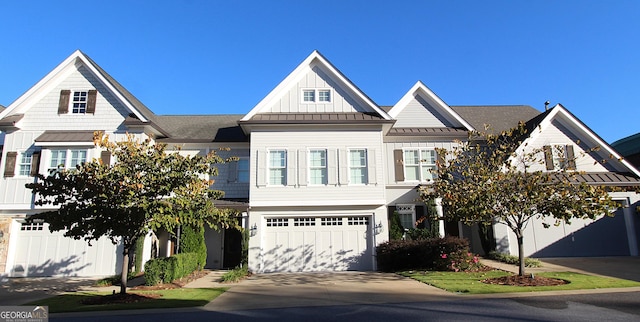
left=420, top=123, right=620, bottom=276
left=26, top=133, right=238, bottom=294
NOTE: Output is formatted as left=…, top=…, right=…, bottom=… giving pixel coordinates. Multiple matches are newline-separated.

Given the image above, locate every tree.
left=419, top=122, right=619, bottom=276
left=26, top=133, right=238, bottom=294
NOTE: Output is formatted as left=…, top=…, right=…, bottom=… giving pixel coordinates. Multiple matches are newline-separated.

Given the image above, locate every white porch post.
left=436, top=198, right=445, bottom=237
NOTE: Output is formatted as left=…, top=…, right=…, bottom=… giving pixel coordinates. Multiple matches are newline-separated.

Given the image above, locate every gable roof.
left=388, top=81, right=474, bottom=131
left=0, top=50, right=159, bottom=127
left=241, top=50, right=392, bottom=122
left=517, top=104, right=640, bottom=178
left=451, top=105, right=542, bottom=134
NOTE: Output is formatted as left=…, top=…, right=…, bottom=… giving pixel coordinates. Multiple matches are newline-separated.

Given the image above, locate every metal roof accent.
left=0, top=114, right=24, bottom=127
left=241, top=113, right=392, bottom=124
left=387, top=127, right=468, bottom=136
left=34, top=130, right=97, bottom=142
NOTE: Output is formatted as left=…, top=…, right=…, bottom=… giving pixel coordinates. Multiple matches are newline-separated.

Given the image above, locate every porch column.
left=436, top=198, right=445, bottom=237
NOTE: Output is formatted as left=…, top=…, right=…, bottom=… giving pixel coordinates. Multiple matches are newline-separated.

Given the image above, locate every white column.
left=436, top=198, right=445, bottom=238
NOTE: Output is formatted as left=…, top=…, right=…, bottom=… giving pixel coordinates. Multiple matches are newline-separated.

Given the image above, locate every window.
left=21, top=222, right=44, bottom=231
left=396, top=204, right=416, bottom=230
left=321, top=217, right=342, bottom=226
left=48, top=149, right=88, bottom=173
left=318, top=90, right=331, bottom=102
left=347, top=217, right=369, bottom=226
left=266, top=218, right=288, bottom=227
left=18, top=152, right=32, bottom=176
left=309, top=149, right=327, bottom=185
left=544, top=145, right=576, bottom=171
left=302, top=89, right=331, bottom=103
left=293, top=217, right=316, bottom=226
left=303, top=89, right=315, bottom=102
left=237, top=159, right=250, bottom=183
left=268, top=150, right=287, bottom=185
left=349, top=149, right=368, bottom=184
left=403, top=149, right=437, bottom=182
left=72, top=91, right=88, bottom=114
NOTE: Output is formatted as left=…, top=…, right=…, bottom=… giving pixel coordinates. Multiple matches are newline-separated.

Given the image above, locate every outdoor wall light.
left=374, top=221, right=383, bottom=235
left=250, top=223, right=257, bottom=237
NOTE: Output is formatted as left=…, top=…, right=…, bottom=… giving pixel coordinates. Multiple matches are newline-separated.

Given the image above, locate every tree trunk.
left=517, top=234, right=525, bottom=277
left=120, top=246, right=130, bottom=294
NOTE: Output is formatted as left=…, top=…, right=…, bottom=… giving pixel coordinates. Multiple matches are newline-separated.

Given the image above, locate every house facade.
left=0, top=50, right=638, bottom=277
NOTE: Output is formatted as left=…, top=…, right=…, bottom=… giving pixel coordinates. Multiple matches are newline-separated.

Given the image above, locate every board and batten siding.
left=393, top=95, right=456, bottom=128
left=269, top=65, right=368, bottom=114
left=249, top=130, right=384, bottom=206
left=15, top=65, right=130, bottom=132
left=522, top=119, right=622, bottom=173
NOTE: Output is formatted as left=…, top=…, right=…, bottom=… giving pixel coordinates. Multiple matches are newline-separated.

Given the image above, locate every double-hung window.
left=18, top=152, right=33, bottom=176
left=72, top=91, right=88, bottom=114
left=48, top=149, right=88, bottom=173
left=237, top=159, right=250, bottom=183
left=403, top=149, right=437, bottom=182
left=309, top=149, right=327, bottom=185
left=348, top=149, right=368, bottom=184
left=268, top=150, right=287, bottom=185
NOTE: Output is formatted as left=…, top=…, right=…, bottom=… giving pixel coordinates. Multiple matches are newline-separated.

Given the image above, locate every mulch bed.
left=83, top=270, right=213, bottom=305
left=483, top=275, right=569, bottom=287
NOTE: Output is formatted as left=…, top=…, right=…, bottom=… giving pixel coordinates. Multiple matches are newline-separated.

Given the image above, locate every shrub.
left=436, top=249, right=482, bottom=272
left=389, top=211, right=404, bottom=240
left=487, top=251, right=542, bottom=268
left=221, top=264, right=249, bottom=283
left=180, top=225, right=207, bottom=270
left=144, top=252, right=200, bottom=286
left=377, top=236, right=472, bottom=272
left=406, top=227, right=438, bottom=240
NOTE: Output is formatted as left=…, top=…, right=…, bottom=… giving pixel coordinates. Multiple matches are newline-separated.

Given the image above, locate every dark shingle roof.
left=154, top=115, right=246, bottom=143
left=0, top=114, right=24, bottom=127
left=611, top=132, right=640, bottom=157
left=451, top=105, right=542, bottom=133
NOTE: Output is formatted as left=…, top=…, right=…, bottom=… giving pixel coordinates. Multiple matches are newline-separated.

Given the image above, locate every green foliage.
left=487, top=251, right=542, bottom=268
left=179, top=225, right=207, bottom=270
left=389, top=211, right=404, bottom=240
left=437, top=249, right=482, bottom=272
left=406, top=228, right=438, bottom=240
left=376, top=236, right=472, bottom=272
left=241, top=228, right=249, bottom=266
left=420, top=122, right=620, bottom=276
left=221, top=264, right=250, bottom=283
left=144, top=252, right=200, bottom=286
left=132, top=235, right=145, bottom=276
left=25, top=133, right=239, bottom=293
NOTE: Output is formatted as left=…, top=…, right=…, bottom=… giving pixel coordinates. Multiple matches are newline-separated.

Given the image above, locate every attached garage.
left=260, top=216, right=373, bottom=272
left=10, top=221, right=121, bottom=277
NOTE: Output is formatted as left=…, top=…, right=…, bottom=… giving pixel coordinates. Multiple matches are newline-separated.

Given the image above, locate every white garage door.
left=12, top=221, right=121, bottom=277
left=262, top=216, right=373, bottom=272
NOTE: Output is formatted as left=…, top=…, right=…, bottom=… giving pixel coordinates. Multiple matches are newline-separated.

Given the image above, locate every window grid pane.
left=19, top=153, right=32, bottom=176
left=349, top=149, right=367, bottom=184
left=309, top=150, right=327, bottom=185
left=303, top=90, right=315, bottom=102
left=404, top=149, right=437, bottom=182
left=72, top=91, right=87, bottom=114
left=268, top=150, right=286, bottom=185
left=70, top=150, right=87, bottom=168
left=318, top=90, right=331, bottom=102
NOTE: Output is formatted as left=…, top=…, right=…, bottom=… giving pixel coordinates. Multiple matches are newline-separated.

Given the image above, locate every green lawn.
left=27, top=288, right=227, bottom=313
left=401, top=270, right=640, bottom=294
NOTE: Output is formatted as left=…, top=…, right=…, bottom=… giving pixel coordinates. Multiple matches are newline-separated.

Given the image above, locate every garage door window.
left=347, top=217, right=369, bottom=225
left=294, top=218, right=316, bottom=226
left=321, top=217, right=343, bottom=226
left=21, top=222, right=44, bottom=231
left=266, top=218, right=288, bottom=227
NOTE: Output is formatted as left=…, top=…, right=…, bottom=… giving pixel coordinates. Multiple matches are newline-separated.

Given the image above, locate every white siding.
left=249, top=129, right=385, bottom=206
left=269, top=65, right=367, bottom=114
left=393, top=95, right=455, bottom=128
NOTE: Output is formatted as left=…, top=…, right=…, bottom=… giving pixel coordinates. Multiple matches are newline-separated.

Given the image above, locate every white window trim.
left=301, top=88, right=332, bottom=104
left=17, top=151, right=33, bottom=177
left=308, top=148, right=328, bottom=186
left=46, top=148, right=89, bottom=173
left=347, top=147, right=368, bottom=185
left=402, top=148, right=438, bottom=183
left=267, top=148, right=287, bottom=186
left=70, top=90, right=89, bottom=114
left=550, top=143, right=569, bottom=170
left=396, top=204, right=416, bottom=229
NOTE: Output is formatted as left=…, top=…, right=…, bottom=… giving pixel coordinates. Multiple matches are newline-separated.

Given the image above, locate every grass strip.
left=400, top=270, right=640, bottom=294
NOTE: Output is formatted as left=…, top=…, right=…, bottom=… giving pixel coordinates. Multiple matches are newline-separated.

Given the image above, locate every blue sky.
left=1, top=1, right=638, bottom=143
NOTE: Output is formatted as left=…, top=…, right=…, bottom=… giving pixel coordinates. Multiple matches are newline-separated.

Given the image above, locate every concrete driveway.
left=537, top=257, right=640, bottom=282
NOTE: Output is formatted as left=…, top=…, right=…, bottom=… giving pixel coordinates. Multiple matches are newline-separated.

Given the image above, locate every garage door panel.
left=262, top=216, right=373, bottom=272
left=14, top=223, right=121, bottom=277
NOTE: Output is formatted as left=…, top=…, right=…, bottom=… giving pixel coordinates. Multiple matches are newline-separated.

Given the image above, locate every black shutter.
left=58, top=90, right=70, bottom=114
left=4, top=152, right=17, bottom=177
left=86, top=90, right=97, bottom=114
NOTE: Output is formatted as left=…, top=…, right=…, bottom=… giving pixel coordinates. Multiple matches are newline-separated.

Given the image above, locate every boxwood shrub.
left=144, top=252, right=200, bottom=286
left=376, top=236, right=470, bottom=272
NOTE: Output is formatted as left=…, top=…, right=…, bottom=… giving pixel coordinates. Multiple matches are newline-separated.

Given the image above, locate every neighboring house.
left=0, top=50, right=638, bottom=277
left=612, top=133, right=640, bottom=172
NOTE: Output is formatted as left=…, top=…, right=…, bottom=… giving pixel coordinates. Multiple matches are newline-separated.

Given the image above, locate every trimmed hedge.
left=376, top=236, right=470, bottom=272
left=179, top=225, right=207, bottom=270
left=144, top=252, right=199, bottom=286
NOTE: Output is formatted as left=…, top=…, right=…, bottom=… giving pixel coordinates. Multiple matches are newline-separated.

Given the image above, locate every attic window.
left=301, top=89, right=331, bottom=103
left=72, top=91, right=88, bottom=113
